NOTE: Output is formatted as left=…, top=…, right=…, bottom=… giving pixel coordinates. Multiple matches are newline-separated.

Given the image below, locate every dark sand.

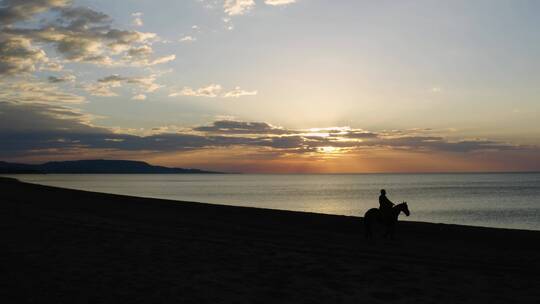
left=2, top=177, right=539, bottom=303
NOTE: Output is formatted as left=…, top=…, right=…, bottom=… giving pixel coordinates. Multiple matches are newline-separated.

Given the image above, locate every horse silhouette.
left=364, top=202, right=410, bottom=239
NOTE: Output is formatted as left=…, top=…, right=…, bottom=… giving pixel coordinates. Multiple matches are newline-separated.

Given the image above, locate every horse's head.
left=400, top=202, right=410, bottom=216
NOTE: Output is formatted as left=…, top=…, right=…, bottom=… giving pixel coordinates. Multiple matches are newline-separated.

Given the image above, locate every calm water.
left=6, top=173, right=540, bottom=230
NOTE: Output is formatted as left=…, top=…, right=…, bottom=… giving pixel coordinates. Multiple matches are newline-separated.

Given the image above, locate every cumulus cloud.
left=224, top=0, right=255, bottom=16
left=0, top=0, right=175, bottom=73
left=0, top=34, right=47, bottom=75
left=0, top=0, right=71, bottom=25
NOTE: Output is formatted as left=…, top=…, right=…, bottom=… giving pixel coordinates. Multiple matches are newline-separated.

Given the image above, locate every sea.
left=5, top=173, right=540, bottom=231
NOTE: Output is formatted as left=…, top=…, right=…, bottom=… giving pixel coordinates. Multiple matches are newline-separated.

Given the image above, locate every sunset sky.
left=1, top=0, right=539, bottom=173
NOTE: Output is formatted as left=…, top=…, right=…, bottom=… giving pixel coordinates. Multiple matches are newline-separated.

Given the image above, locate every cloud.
left=40, top=60, right=64, bottom=71
left=377, top=137, right=516, bottom=153
left=218, top=0, right=297, bottom=18
left=47, top=74, right=76, bottom=83
left=170, top=84, right=222, bottom=97
left=122, top=45, right=175, bottom=66
left=0, top=101, right=228, bottom=155
left=0, top=101, right=98, bottom=132
left=0, top=101, right=536, bottom=165
left=155, top=119, right=528, bottom=154
left=341, top=130, right=378, bottom=139
left=131, top=12, right=143, bottom=27
left=59, top=5, right=110, bottom=27
left=0, top=101, right=110, bottom=155
left=179, top=35, right=196, bottom=42
left=223, top=86, right=257, bottom=98
left=0, top=34, right=47, bottom=75
left=0, top=1, right=175, bottom=73
left=140, top=54, right=176, bottom=66
left=83, top=82, right=117, bottom=97
left=85, top=74, right=162, bottom=96
left=0, top=0, right=71, bottom=25
left=264, top=0, right=296, bottom=6
left=193, top=120, right=293, bottom=135
left=131, top=94, right=146, bottom=101
left=222, top=17, right=234, bottom=30
left=0, top=79, right=85, bottom=104
left=98, top=74, right=126, bottom=85
left=224, top=0, right=255, bottom=16
left=169, top=84, right=257, bottom=98
left=125, top=75, right=162, bottom=92
left=126, top=45, right=152, bottom=57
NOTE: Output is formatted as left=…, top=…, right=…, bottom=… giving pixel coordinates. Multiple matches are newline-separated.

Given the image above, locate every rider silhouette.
left=379, top=189, right=395, bottom=217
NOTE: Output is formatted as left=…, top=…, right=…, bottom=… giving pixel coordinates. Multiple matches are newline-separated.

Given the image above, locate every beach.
left=2, top=176, right=539, bottom=303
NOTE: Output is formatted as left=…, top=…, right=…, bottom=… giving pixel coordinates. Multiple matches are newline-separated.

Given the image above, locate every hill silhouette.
left=0, top=160, right=222, bottom=174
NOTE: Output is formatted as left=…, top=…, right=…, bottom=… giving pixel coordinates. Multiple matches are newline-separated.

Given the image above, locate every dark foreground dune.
left=2, top=177, right=539, bottom=303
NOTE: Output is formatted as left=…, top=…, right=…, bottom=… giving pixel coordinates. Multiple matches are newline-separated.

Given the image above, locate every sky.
left=1, top=0, right=539, bottom=173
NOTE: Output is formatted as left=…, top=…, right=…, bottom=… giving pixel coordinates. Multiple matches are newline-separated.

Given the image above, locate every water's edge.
left=3, top=173, right=540, bottom=230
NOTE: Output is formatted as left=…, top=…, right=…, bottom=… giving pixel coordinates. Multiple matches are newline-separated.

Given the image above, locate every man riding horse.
left=364, top=189, right=410, bottom=239
left=379, top=189, right=394, bottom=220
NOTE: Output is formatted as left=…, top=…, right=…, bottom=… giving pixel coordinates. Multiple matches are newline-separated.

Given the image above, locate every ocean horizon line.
left=4, top=171, right=540, bottom=175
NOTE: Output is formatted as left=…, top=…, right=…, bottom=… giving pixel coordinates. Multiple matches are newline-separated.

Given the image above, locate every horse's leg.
left=382, top=216, right=391, bottom=239
left=383, top=222, right=389, bottom=238
left=389, top=220, right=396, bottom=239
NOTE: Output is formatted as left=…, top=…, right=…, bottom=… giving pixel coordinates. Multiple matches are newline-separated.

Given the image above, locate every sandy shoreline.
left=2, top=177, right=539, bottom=303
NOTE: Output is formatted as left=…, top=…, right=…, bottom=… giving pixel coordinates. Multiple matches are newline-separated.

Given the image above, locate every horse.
left=364, top=202, right=410, bottom=240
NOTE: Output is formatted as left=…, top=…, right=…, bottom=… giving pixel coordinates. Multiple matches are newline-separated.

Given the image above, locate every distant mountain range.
left=0, top=160, right=223, bottom=174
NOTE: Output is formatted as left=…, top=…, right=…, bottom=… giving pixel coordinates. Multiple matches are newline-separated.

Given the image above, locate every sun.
left=319, top=146, right=339, bottom=153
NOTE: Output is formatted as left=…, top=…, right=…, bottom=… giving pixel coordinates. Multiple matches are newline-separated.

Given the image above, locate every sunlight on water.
left=6, top=173, right=540, bottom=230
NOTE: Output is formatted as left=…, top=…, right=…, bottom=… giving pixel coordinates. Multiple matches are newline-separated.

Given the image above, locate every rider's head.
left=380, top=189, right=386, bottom=195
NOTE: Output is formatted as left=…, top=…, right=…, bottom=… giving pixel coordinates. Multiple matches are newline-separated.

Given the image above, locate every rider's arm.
left=384, top=196, right=395, bottom=206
